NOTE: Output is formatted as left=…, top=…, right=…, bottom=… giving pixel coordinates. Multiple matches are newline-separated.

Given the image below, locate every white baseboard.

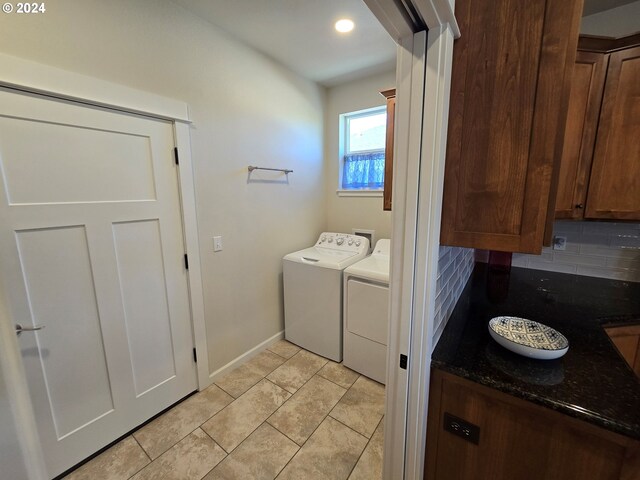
left=207, top=330, right=285, bottom=383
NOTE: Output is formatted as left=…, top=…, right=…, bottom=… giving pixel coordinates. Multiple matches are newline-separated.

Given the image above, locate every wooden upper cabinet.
left=381, top=88, right=396, bottom=211
left=440, top=0, right=583, bottom=254
left=555, top=51, right=608, bottom=219
left=585, top=46, right=640, bottom=220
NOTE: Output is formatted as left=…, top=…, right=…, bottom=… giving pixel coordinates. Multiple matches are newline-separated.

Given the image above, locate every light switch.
left=213, top=236, right=223, bottom=252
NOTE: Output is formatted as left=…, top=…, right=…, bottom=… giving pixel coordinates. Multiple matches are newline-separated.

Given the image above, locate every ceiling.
left=173, top=0, right=637, bottom=88
left=172, top=0, right=397, bottom=87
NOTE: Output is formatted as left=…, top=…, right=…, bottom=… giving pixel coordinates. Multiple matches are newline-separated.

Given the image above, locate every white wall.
left=0, top=0, right=326, bottom=376
left=581, top=1, right=640, bottom=36
left=325, top=69, right=396, bottom=241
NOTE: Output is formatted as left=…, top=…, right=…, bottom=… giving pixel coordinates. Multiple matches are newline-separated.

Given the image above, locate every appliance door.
left=346, top=278, right=389, bottom=345
left=283, top=260, right=342, bottom=361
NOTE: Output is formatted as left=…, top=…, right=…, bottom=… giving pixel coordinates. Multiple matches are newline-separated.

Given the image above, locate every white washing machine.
left=343, top=239, right=391, bottom=384
left=283, top=232, right=369, bottom=361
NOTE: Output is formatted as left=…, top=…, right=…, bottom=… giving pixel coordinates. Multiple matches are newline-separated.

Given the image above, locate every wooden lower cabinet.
left=425, top=370, right=640, bottom=480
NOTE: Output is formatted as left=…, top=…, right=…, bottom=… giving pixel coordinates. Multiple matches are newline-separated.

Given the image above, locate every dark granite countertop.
left=432, top=263, right=640, bottom=440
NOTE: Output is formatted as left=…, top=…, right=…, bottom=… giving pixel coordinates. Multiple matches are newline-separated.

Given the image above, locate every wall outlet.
left=553, top=235, right=567, bottom=251
left=213, top=236, right=223, bottom=252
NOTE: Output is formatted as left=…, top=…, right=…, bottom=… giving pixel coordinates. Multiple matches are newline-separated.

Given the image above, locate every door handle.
left=15, top=323, right=45, bottom=336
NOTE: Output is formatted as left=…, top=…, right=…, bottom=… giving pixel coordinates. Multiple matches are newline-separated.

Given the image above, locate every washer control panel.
left=316, top=232, right=369, bottom=254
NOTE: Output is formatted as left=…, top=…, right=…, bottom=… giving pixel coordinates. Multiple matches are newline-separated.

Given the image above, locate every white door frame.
left=366, top=1, right=459, bottom=479
left=0, top=53, right=210, bottom=480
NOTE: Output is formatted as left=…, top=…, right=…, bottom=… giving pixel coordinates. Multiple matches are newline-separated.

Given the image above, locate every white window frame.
left=337, top=105, right=387, bottom=197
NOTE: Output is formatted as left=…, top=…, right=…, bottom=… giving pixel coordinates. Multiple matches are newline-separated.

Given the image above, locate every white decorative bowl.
left=488, top=316, right=569, bottom=360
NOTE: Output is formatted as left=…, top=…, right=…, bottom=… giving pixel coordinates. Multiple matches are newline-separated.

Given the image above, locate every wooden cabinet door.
left=555, top=51, right=608, bottom=219
left=440, top=0, right=582, bottom=253
left=585, top=46, right=640, bottom=220
left=426, top=370, right=640, bottom=480
left=381, top=89, right=396, bottom=211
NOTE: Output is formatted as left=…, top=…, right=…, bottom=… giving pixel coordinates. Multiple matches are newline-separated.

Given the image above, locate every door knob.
left=575, top=203, right=584, bottom=209
left=15, top=323, right=45, bottom=336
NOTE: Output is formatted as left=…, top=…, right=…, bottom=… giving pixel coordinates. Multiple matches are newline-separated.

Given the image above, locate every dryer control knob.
left=348, top=239, right=354, bottom=246
left=355, top=240, right=361, bottom=247
left=336, top=238, right=344, bottom=246
left=321, top=236, right=326, bottom=242
left=328, top=237, right=333, bottom=243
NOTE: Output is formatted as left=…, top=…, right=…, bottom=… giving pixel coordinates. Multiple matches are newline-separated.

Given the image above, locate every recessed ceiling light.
left=335, top=19, right=355, bottom=33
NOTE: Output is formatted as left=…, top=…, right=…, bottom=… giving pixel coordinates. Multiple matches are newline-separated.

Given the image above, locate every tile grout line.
left=273, top=403, right=371, bottom=480
left=317, top=370, right=361, bottom=391
left=263, top=372, right=318, bottom=441
left=266, top=351, right=295, bottom=361
left=214, top=374, right=262, bottom=400
left=265, top=370, right=349, bottom=448
left=272, top=367, right=375, bottom=480
left=131, top=347, right=377, bottom=480
left=136, top=385, right=235, bottom=462
left=203, top=376, right=295, bottom=456
left=271, top=365, right=352, bottom=478
left=197, top=352, right=306, bottom=456
left=124, top=435, right=154, bottom=480
left=80, top=345, right=368, bottom=480
left=264, top=352, right=329, bottom=396
left=138, top=387, right=235, bottom=464
left=328, top=413, right=374, bottom=442
left=214, top=349, right=289, bottom=398
left=131, top=434, right=152, bottom=463
left=200, top=425, right=231, bottom=455
left=266, top=344, right=302, bottom=361
left=345, top=415, right=385, bottom=480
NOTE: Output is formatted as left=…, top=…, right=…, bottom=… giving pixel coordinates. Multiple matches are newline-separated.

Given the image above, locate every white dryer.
left=283, top=232, right=369, bottom=361
left=343, top=239, right=391, bottom=384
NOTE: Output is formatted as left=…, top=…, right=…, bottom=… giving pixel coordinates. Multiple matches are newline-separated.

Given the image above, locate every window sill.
left=336, top=189, right=384, bottom=197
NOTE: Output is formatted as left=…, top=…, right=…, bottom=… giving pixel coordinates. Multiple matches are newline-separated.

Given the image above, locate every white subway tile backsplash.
left=582, top=221, right=640, bottom=235
left=605, top=255, right=640, bottom=271
left=552, top=251, right=607, bottom=267
left=513, top=221, right=640, bottom=282
left=528, top=259, right=578, bottom=274
left=432, top=246, right=475, bottom=349
left=511, top=255, right=529, bottom=267
left=553, top=221, right=583, bottom=233
left=610, top=234, right=640, bottom=248
left=576, top=265, right=640, bottom=282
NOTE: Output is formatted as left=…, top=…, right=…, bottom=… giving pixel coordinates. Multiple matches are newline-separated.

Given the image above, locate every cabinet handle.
left=575, top=203, right=584, bottom=209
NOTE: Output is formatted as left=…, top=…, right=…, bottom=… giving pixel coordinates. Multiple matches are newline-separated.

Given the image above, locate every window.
left=340, top=107, right=387, bottom=191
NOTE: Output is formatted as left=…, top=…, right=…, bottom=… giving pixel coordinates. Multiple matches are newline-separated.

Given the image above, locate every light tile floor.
left=64, top=340, right=385, bottom=480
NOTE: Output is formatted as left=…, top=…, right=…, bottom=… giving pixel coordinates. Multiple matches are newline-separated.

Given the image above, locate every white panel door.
left=0, top=88, right=197, bottom=478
